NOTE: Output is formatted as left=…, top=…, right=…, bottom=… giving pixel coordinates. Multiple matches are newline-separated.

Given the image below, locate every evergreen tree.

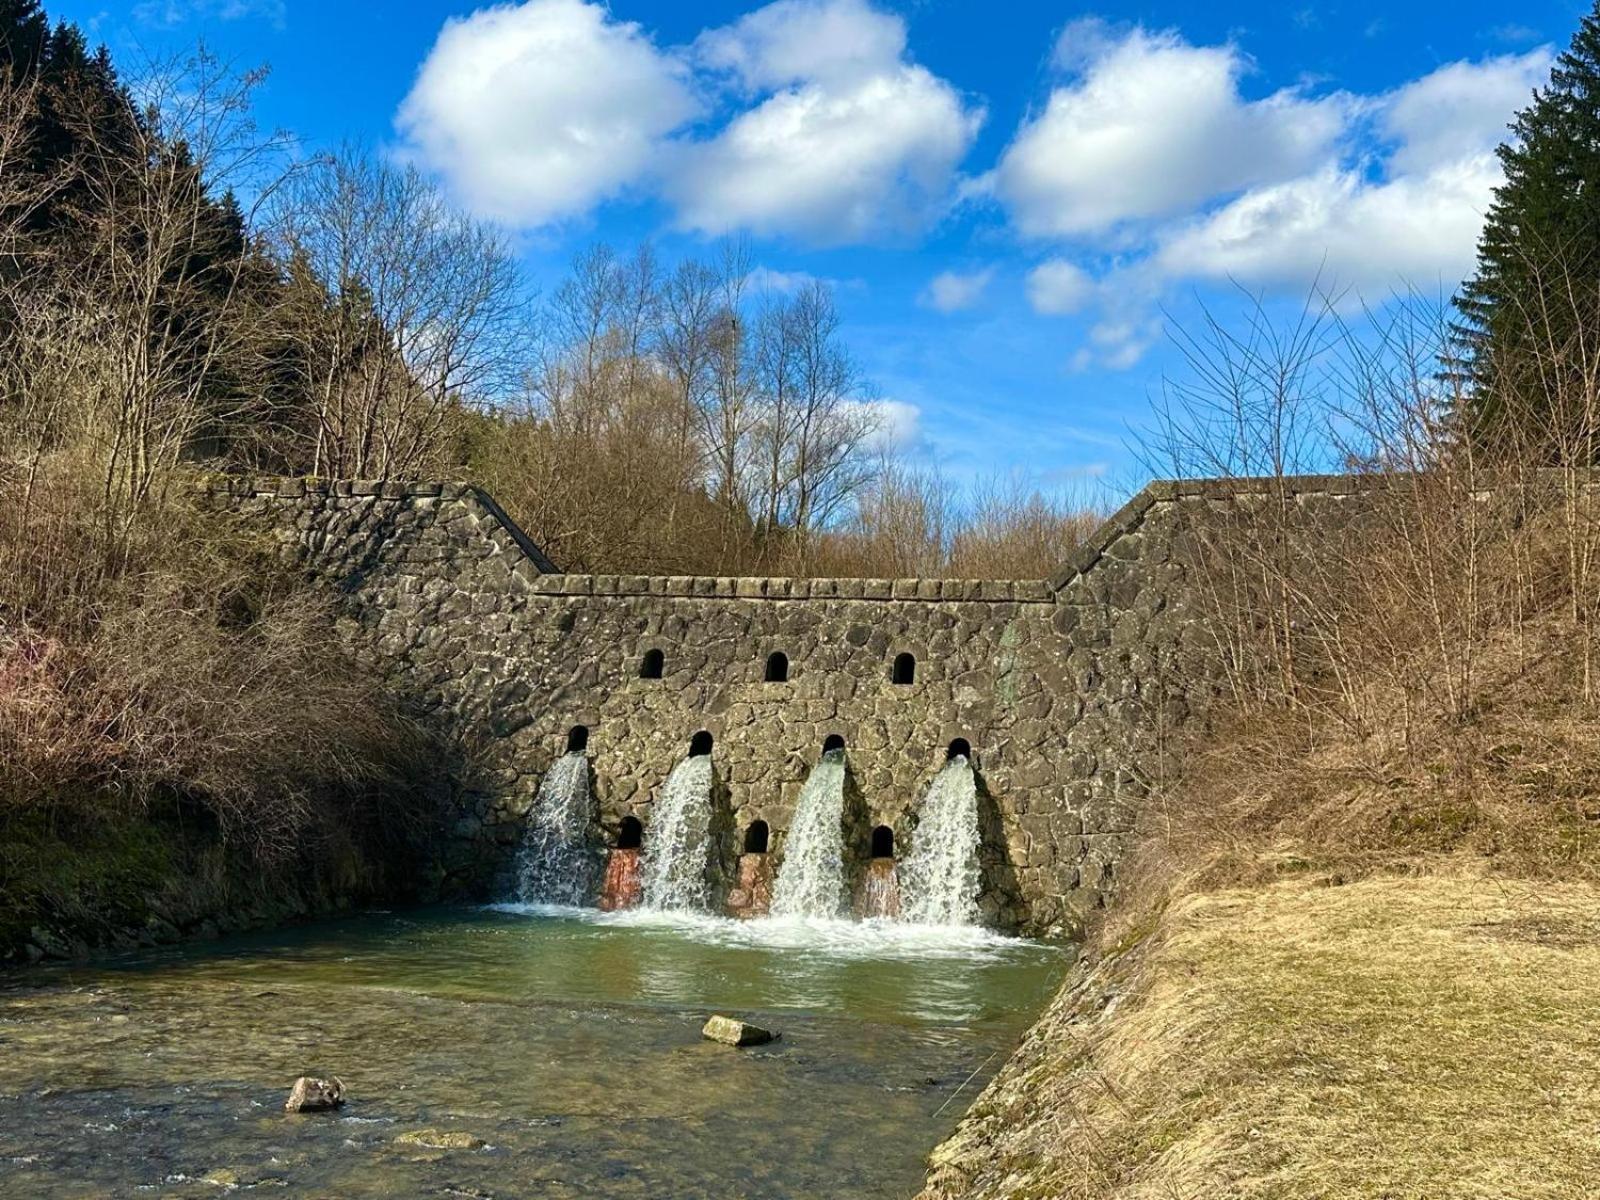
left=1456, top=1, right=1600, bottom=457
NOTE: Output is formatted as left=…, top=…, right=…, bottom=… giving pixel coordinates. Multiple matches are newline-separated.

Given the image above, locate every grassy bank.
left=923, top=871, right=1600, bottom=1198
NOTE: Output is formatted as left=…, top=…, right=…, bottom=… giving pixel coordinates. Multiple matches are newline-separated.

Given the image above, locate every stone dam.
left=214, top=475, right=1365, bottom=935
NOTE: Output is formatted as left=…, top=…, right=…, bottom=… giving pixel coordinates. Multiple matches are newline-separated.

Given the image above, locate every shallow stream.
left=0, top=905, right=1065, bottom=1198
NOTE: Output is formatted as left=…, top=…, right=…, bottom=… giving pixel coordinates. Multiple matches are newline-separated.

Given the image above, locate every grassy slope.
left=923, top=871, right=1600, bottom=1198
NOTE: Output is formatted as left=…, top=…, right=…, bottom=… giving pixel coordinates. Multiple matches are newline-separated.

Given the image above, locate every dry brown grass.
left=925, top=601, right=1600, bottom=1200
left=932, top=872, right=1600, bottom=1199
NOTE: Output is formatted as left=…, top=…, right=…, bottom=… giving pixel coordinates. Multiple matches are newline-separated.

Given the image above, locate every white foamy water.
left=515, top=753, right=598, bottom=906
left=899, top=756, right=982, bottom=926
left=638, top=754, right=716, bottom=911
left=486, top=902, right=1026, bottom=963
left=770, top=750, right=849, bottom=919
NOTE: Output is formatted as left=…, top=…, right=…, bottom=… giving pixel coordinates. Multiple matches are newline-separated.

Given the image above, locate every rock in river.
left=702, top=1015, right=777, bottom=1046
left=284, top=1076, right=345, bottom=1112
left=395, top=1129, right=486, bottom=1150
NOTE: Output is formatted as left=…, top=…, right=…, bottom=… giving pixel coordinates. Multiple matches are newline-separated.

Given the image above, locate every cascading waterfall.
left=639, top=754, right=716, bottom=911
left=770, top=749, right=849, bottom=919
left=899, top=755, right=982, bottom=926
left=515, top=752, right=599, bottom=905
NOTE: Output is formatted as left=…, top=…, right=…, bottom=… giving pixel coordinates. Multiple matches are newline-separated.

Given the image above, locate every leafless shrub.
left=0, top=53, right=443, bottom=866
left=473, top=241, right=886, bottom=576
left=1122, top=276, right=1600, bottom=920
left=946, top=475, right=1105, bottom=580
left=267, top=144, right=524, bottom=479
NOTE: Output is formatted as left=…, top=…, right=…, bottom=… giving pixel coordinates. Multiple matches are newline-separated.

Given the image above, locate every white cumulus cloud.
left=993, top=19, right=1349, bottom=237
left=921, top=267, right=995, bottom=312
left=398, top=0, right=980, bottom=244
left=852, top=398, right=925, bottom=453
left=671, top=1, right=982, bottom=243
left=1150, top=158, right=1500, bottom=294
left=993, top=28, right=1552, bottom=370
left=1026, top=259, right=1095, bottom=315
left=695, top=0, right=905, bottom=89
left=396, top=0, right=697, bottom=227
left=1146, top=51, right=1550, bottom=294
left=1381, top=49, right=1546, bottom=173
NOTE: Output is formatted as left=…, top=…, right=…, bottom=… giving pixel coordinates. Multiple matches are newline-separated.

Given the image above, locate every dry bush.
left=946, top=475, right=1105, bottom=580
left=469, top=241, right=884, bottom=577
left=1117, top=284, right=1600, bottom=937
left=0, top=468, right=439, bottom=861
left=0, top=56, right=444, bottom=870
left=807, top=465, right=1106, bottom=580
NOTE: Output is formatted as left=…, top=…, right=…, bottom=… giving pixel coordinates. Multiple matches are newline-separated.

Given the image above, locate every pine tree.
left=1456, top=1, right=1600, bottom=456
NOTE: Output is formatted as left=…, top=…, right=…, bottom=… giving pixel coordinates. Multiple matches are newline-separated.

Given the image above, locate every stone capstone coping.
left=202, top=470, right=1600, bottom=600
left=202, top=477, right=1053, bottom=604
left=524, top=573, right=1055, bottom=603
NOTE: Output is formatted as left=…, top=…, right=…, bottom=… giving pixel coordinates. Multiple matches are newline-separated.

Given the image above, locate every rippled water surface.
left=0, top=905, right=1067, bottom=1198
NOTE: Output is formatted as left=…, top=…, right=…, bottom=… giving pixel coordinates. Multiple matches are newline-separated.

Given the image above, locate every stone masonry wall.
left=209, top=475, right=1307, bottom=935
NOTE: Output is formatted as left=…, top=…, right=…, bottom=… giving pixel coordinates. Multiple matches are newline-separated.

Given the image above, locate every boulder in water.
left=284, top=1076, right=345, bottom=1112
left=394, top=1129, right=485, bottom=1150
left=702, top=1015, right=777, bottom=1046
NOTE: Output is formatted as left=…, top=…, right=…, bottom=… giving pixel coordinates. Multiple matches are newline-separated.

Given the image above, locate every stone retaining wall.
left=210, top=474, right=1267, bottom=934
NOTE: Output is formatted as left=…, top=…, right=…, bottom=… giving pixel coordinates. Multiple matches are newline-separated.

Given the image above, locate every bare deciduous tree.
left=271, top=145, right=523, bottom=479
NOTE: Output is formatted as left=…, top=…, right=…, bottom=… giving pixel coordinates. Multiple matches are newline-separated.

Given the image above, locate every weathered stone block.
left=702, top=1015, right=777, bottom=1046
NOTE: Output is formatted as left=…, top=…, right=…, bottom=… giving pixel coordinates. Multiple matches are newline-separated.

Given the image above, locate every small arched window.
left=743, top=821, right=770, bottom=854
left=947, top=737, right=972, bottom=761
left=566, top=725, right=590, bottom=753
left=765, top=651, right=790, bottom=683
left=689, top=730, right=714, bottom=757
left=639, top=648, right=665, bottom=679
left=871, top=826, right=895, bottom=858
left=821, top=733, right=846, bottom=755
left=892, top=652, right=916, bottom=686
left=617, top=816, right=643, bottom=850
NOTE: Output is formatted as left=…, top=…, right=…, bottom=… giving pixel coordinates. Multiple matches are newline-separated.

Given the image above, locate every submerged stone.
left=702, top=1015, right=776, bottom=1046
left=394, top=1129, right=485, bottom=1150
left=283, top=1076, right=345, bottom=1112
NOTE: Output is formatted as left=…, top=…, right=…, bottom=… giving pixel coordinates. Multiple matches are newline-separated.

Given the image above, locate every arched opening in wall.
left=617, top=816, right=643, bottom=850
left=743, top=821, right=770, bottom=854
left=947, top=737, right=972, bottom=761
left=566, top=725, right=590, bottom=753
left=689, top=730, right=714, bottom=758
left=639, top=648, right=665, bottom=679
left=870, top=825, right=895, bottom=858
left=821, top=733, right=846, bottom=755
left=765, top=651, right=790, bottom=683
left=892, top=652, right=916, bottom=686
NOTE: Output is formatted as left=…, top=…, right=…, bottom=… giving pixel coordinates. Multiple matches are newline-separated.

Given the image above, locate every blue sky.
left=51, top=0, right=1584, bottom=495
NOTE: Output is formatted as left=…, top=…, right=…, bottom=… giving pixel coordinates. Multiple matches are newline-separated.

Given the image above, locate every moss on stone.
left=0, top=805, right=178, bottom=956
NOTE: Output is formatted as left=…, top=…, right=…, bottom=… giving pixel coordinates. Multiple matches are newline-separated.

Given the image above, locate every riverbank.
left=0, top=804, right=434, bottom=965
left=919, top=871, right=1600, bottom=1198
